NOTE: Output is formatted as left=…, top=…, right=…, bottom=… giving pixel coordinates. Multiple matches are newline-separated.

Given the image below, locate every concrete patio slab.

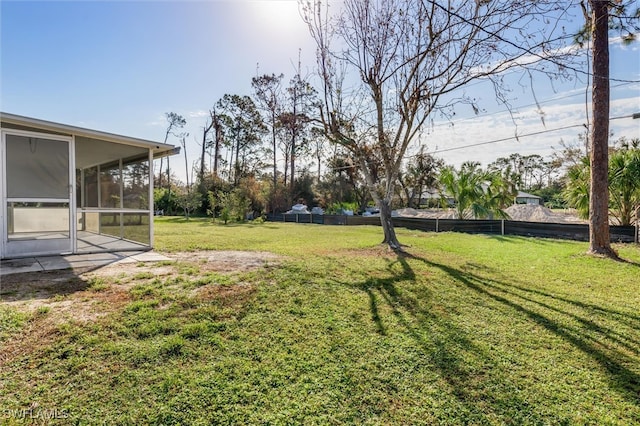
left=0, top=251, right=173, bottom=276
left=0, top=258, right=43, bottom=275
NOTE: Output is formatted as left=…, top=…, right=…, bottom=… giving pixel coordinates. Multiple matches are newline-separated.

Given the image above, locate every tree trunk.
left=158, top=157, right=164, bottom=187
left=234, top=131, right=240, bottom=186
left=213, top=114, right=221, bottom=177
left=199, top=118, right=214, bottom=183
left=199, top=127, right=207, bottom=183
left=359, top=155, right=403, bottom=250
left=588, top=0, right=616, bottom=257
left=290, top=133, right=296, bottom=196
left=272, top=113, right=277, bottom=215
left=378, top=199, right=402, bottom=250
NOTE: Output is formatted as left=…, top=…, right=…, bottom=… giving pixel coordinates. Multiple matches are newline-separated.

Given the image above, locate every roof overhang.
left=516, top=191, right=542, bottom=199
left=0, top=112, right=179, bottom=157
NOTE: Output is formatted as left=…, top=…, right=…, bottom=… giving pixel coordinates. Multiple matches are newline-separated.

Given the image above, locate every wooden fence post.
left=501, top=220, right=505, bottom=236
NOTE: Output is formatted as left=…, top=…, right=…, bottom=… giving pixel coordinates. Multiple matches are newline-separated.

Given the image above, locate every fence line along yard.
left=266, top=214, right=638, bottom=243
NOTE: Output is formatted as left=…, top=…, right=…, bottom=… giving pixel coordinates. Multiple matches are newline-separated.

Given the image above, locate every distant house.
left=419, top=188, right=542, bottom=207
left=515, top=191, right=542, bottom=205
left=419, top=189, right=453, bottom=207
left=0, top=112, right=178, bottom=259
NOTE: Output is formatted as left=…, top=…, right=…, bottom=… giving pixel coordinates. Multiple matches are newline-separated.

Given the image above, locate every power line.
left=422, top=0, right=640, bottom=84
left=428, top=112, right=639, bottom=155
left=330, top=113, right=637, bottom=168
left=431, top=81, right=636, bottom=128
left=610, top=112, right=640, bottom=120
left=429, top=124, right=585, bottom=155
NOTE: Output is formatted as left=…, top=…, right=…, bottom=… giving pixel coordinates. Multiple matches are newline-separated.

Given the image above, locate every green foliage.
left=326, top=201, right=359, bottom=214
left=608, top=147, right=640, bottom=225
left=563, top=157, right=590, bottom=220
left=153, top=187, right=179, bottom=215
left=211, top=187, right=251, bottom=224
left=218, top=191, right=232, bottom=224
left=316, top=150, right=369, bottom=210
left=439, top=162, right=514, bottom=219
left=174, top=187, right=202, bottom=220
left=206, top=190, right=217, bottom=221
left=563, top=145, right=640, bottom=225
left=398, top=147, right=443, bottom=208
left=532, top=183, right=566, bottom=209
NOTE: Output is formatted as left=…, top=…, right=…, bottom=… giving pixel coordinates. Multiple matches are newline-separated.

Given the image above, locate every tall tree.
left=580, top=0, right=638, bottom=256
left=211, top=109, right=224, bottom=178
left=216, top=94, right=267, bottom=185
left=488, top=154, right=546, bottom=191
left=158, top=112, right=186, bottom=188
left=279, top=64, right=317, bottom=199
left=587, top=0, right=615, bottom=256
left=252, top=73, right=284, bottom=213
left=303, top=0, right=575, bottom=250
left=198, top=112, right=215, bottom=185
left=309, top=127, right=327, bottom=182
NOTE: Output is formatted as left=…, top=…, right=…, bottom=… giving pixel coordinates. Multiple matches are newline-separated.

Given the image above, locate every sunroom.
left=0, top=112, right=178, bottom=259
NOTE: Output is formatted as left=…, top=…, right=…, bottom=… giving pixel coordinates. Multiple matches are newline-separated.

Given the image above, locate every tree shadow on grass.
left=337, top=250, right=639, bottom=421
left=338, top=254, right=556, bottom=423
left=404, top=252, right=640, bottom=404
left=0, top=269, right=102, bottom=303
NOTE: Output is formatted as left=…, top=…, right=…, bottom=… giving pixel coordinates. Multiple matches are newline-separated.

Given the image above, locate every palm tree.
left=440, top=162, right=517, bottom=220
left=439, top=162, right=481, bottom=219
left=609, top=147, right=640, bottom=226
left=483, top=171, right=517, bottom=219
left=563, top=157, right=591, bottom=220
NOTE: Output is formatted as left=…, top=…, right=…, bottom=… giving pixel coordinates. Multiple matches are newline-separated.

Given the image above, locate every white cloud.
left=422, top=94, right=640, bottom=167
left=188, top=110, right=209, bottom=119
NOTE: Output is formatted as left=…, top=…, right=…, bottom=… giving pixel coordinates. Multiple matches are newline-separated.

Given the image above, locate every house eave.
left=0, top=111, right=177, bottom=155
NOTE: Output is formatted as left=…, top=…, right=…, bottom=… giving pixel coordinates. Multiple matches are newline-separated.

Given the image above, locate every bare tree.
left=211, top=108, right=224, bottom=178
left=279, top=63, right=317, bottom=201
left=302, top=0, right=576, bottom=250
left=198, top=112, right=215, bottom=184
left=158, top=112, right=186, bottom=188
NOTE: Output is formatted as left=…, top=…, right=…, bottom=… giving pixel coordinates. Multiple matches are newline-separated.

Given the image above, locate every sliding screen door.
left=2, top=132, right=73, bottom=257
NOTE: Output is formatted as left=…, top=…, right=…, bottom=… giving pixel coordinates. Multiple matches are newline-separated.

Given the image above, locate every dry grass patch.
left=0, top=250, right=279, bottom=368
left=170, top=250, right=281, bottom=273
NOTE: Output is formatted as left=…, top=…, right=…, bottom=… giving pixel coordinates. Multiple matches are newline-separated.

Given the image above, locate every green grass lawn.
left=1, top=217, right=639, bottom=424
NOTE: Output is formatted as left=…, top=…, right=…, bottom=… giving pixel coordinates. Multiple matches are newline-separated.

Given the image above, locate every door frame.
left=1, top=129, right=76, bottom=258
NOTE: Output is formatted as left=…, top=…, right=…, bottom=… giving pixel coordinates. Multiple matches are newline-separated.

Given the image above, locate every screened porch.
left=1, top=112, right=177, bottom=259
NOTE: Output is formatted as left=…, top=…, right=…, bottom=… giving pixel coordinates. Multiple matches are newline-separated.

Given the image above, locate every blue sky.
left=1, top=0, right=639, bottom=183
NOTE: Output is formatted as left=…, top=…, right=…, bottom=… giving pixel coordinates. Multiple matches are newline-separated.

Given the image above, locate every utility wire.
left=431, top=82, right=636, bottom=128
left=422, top=0, right=640, bottom=84
left=429, top=124, right=585, bottom=155
left=330, top=112, right=638, bottom=169
left=429, top=112, right=638, bottom=155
